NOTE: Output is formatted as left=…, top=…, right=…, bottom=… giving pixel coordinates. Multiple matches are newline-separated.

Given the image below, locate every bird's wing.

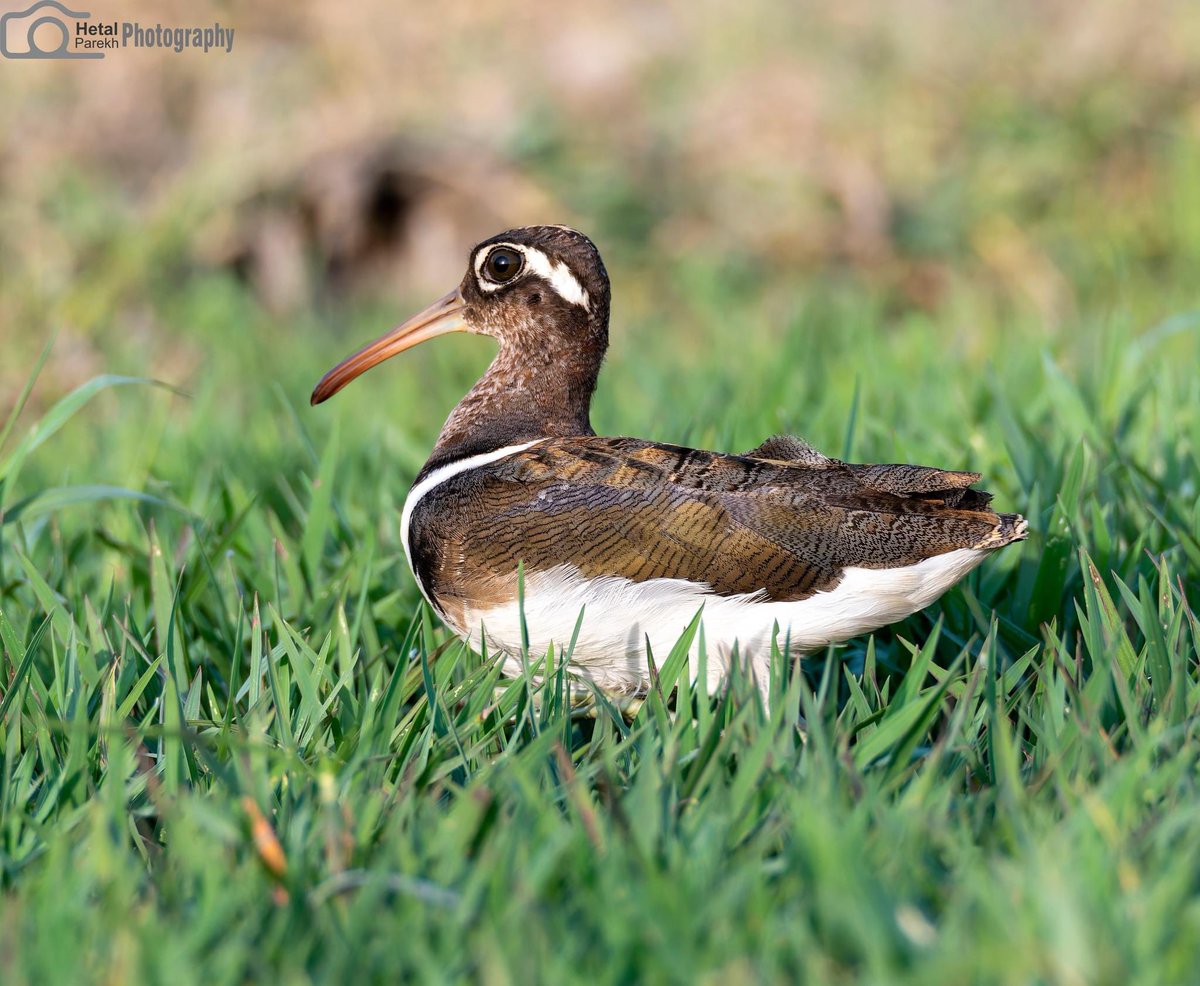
left=408, top=436, right=1022, bottom=608
left=741, top=434, right=986, bottom=504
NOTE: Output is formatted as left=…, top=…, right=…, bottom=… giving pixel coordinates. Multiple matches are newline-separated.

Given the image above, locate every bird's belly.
left=437, top=550, right=988, bottom=694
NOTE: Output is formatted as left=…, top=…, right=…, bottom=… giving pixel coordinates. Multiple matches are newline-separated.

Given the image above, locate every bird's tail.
left=974, top=513, right=1029, bottom=550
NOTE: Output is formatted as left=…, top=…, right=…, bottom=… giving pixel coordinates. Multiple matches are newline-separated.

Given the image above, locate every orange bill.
left=311, top=288, right=466, bottom=405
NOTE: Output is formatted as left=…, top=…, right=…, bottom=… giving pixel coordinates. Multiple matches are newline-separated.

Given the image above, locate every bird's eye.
left=483, top=247, right=523, bottom=284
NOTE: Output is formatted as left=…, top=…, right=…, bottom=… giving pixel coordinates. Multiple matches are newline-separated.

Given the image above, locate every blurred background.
left=1, top=0, right=1198, bottom=567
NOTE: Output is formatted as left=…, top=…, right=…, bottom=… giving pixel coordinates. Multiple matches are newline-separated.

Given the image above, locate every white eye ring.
left=474, top=243, right=526, bottom=292
left=481, top=247, right=524, bottom=284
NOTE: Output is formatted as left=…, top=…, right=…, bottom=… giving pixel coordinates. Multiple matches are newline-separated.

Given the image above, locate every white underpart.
left=473, top=243, right=591, bottom=311
left=451, top=550, right=991, bottom=696
left=400, top=441, right=544, bottom=604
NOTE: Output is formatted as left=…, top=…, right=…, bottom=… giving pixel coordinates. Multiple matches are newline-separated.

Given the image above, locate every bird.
left=311, top=225, right=1027, bottom=698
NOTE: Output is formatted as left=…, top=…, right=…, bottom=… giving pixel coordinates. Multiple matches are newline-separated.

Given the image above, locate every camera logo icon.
left=1, top=1, right=103, bottom=59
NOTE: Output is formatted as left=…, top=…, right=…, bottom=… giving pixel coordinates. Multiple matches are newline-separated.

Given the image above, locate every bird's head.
left=311, top=225, right=610, bottom=405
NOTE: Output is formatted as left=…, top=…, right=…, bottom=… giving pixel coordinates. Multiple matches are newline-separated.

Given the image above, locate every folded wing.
left=407, top=436, right=1025, bottom=610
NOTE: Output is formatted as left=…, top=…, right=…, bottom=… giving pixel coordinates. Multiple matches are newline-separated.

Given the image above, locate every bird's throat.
left=423, top=342, right=601, bottom=474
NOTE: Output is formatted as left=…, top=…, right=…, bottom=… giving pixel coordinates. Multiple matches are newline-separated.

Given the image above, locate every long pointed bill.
left=310, top=288, right=466, bottom=405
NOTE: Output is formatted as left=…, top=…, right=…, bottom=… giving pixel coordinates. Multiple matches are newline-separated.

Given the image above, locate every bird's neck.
left=421, top=341, right=602, bottom=474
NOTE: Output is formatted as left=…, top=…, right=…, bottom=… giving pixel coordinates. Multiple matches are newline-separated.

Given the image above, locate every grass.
left=3, top=4, right=1200, bottom=978
left=2, top=262, right=1199, bottom=982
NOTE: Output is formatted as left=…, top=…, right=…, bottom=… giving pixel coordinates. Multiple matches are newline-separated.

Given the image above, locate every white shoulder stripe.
left=400, top=440, right=545, bottom=584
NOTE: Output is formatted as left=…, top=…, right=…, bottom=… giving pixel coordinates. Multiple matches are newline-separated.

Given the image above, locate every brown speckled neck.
left=419, top=338, right=603, bottom=477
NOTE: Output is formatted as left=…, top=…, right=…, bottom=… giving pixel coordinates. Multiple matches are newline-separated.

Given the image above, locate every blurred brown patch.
left=197, top=140, right=557, bottom=314
left=0, top=0, right=1197, bottom=360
